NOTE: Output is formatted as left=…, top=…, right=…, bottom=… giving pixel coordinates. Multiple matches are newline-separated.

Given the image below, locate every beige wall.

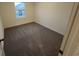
left=63, top=5, right=79, bottom=55
left=35, top=2, right=74, bottom=35
left=59, top=3, right=78, bottom=55
left=0, top=2, right=35, bottom=28
left=0, top=17, right=4, bottom=39
left=0, top=2, right=74, bottom=35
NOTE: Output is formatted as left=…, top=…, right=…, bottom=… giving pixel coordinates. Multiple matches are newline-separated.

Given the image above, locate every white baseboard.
left=35, top=21, right=63, bottom=35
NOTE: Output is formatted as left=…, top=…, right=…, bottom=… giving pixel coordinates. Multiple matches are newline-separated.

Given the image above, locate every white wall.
left=35, top=2, right=74, bottom=35
left=0, top=2, right=74, bottom=35
left=0, top=2, right=35, bottom=28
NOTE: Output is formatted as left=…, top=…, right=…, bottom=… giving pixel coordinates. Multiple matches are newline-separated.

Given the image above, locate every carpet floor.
left=4, top=22, right=63, bottom=56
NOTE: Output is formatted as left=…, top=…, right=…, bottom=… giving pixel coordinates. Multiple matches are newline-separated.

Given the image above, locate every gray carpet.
left=4, top=22, right=63, bottom=56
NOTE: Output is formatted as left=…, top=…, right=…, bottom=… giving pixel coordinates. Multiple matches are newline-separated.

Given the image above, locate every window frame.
left=14, top=2, right=26, bottom=18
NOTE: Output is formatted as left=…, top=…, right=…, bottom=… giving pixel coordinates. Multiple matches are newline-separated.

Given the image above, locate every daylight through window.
left=15, top=2, right=25, bottom=17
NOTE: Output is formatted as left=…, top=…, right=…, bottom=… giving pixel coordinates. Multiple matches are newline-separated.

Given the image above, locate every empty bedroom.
left=0, top=2, right=77, bottom=56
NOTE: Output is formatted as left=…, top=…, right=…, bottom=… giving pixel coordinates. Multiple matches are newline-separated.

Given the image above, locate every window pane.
left=15, top=2, right=25, bottom=17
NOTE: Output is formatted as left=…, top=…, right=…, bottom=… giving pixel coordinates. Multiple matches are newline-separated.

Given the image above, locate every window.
left=15, top=2, right=25, bottom=17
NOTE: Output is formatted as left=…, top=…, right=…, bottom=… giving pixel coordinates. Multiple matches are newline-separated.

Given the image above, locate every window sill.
left=16, top=16, right=26, bottom=19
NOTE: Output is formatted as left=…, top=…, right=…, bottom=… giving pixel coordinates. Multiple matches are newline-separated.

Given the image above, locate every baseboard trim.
left=35, top=21, right=64, bottom=36
left=59, top=50, right=63, bottom=55
left=4, top=20, right=35, bottom=29
left=0, top=39, right=4, bottom=43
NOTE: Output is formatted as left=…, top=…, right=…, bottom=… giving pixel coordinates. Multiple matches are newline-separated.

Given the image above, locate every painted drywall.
left=63, top=7, right=79, bottom=55
left=35, top=2, right=74, bottom=35
left=0, top=2, right=74, bottom=35
left=0, top=2, right=35, bottom=28
left=59, top=3, right=78, bottom=55
left=0, top=17, right=4, bottom=39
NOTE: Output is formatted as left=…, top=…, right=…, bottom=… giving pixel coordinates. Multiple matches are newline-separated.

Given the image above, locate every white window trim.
left=14, top=2, right=26, bottom=19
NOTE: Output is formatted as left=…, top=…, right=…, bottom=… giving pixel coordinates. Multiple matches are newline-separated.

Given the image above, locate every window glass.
left=15, top=2, right=25, bottom=17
